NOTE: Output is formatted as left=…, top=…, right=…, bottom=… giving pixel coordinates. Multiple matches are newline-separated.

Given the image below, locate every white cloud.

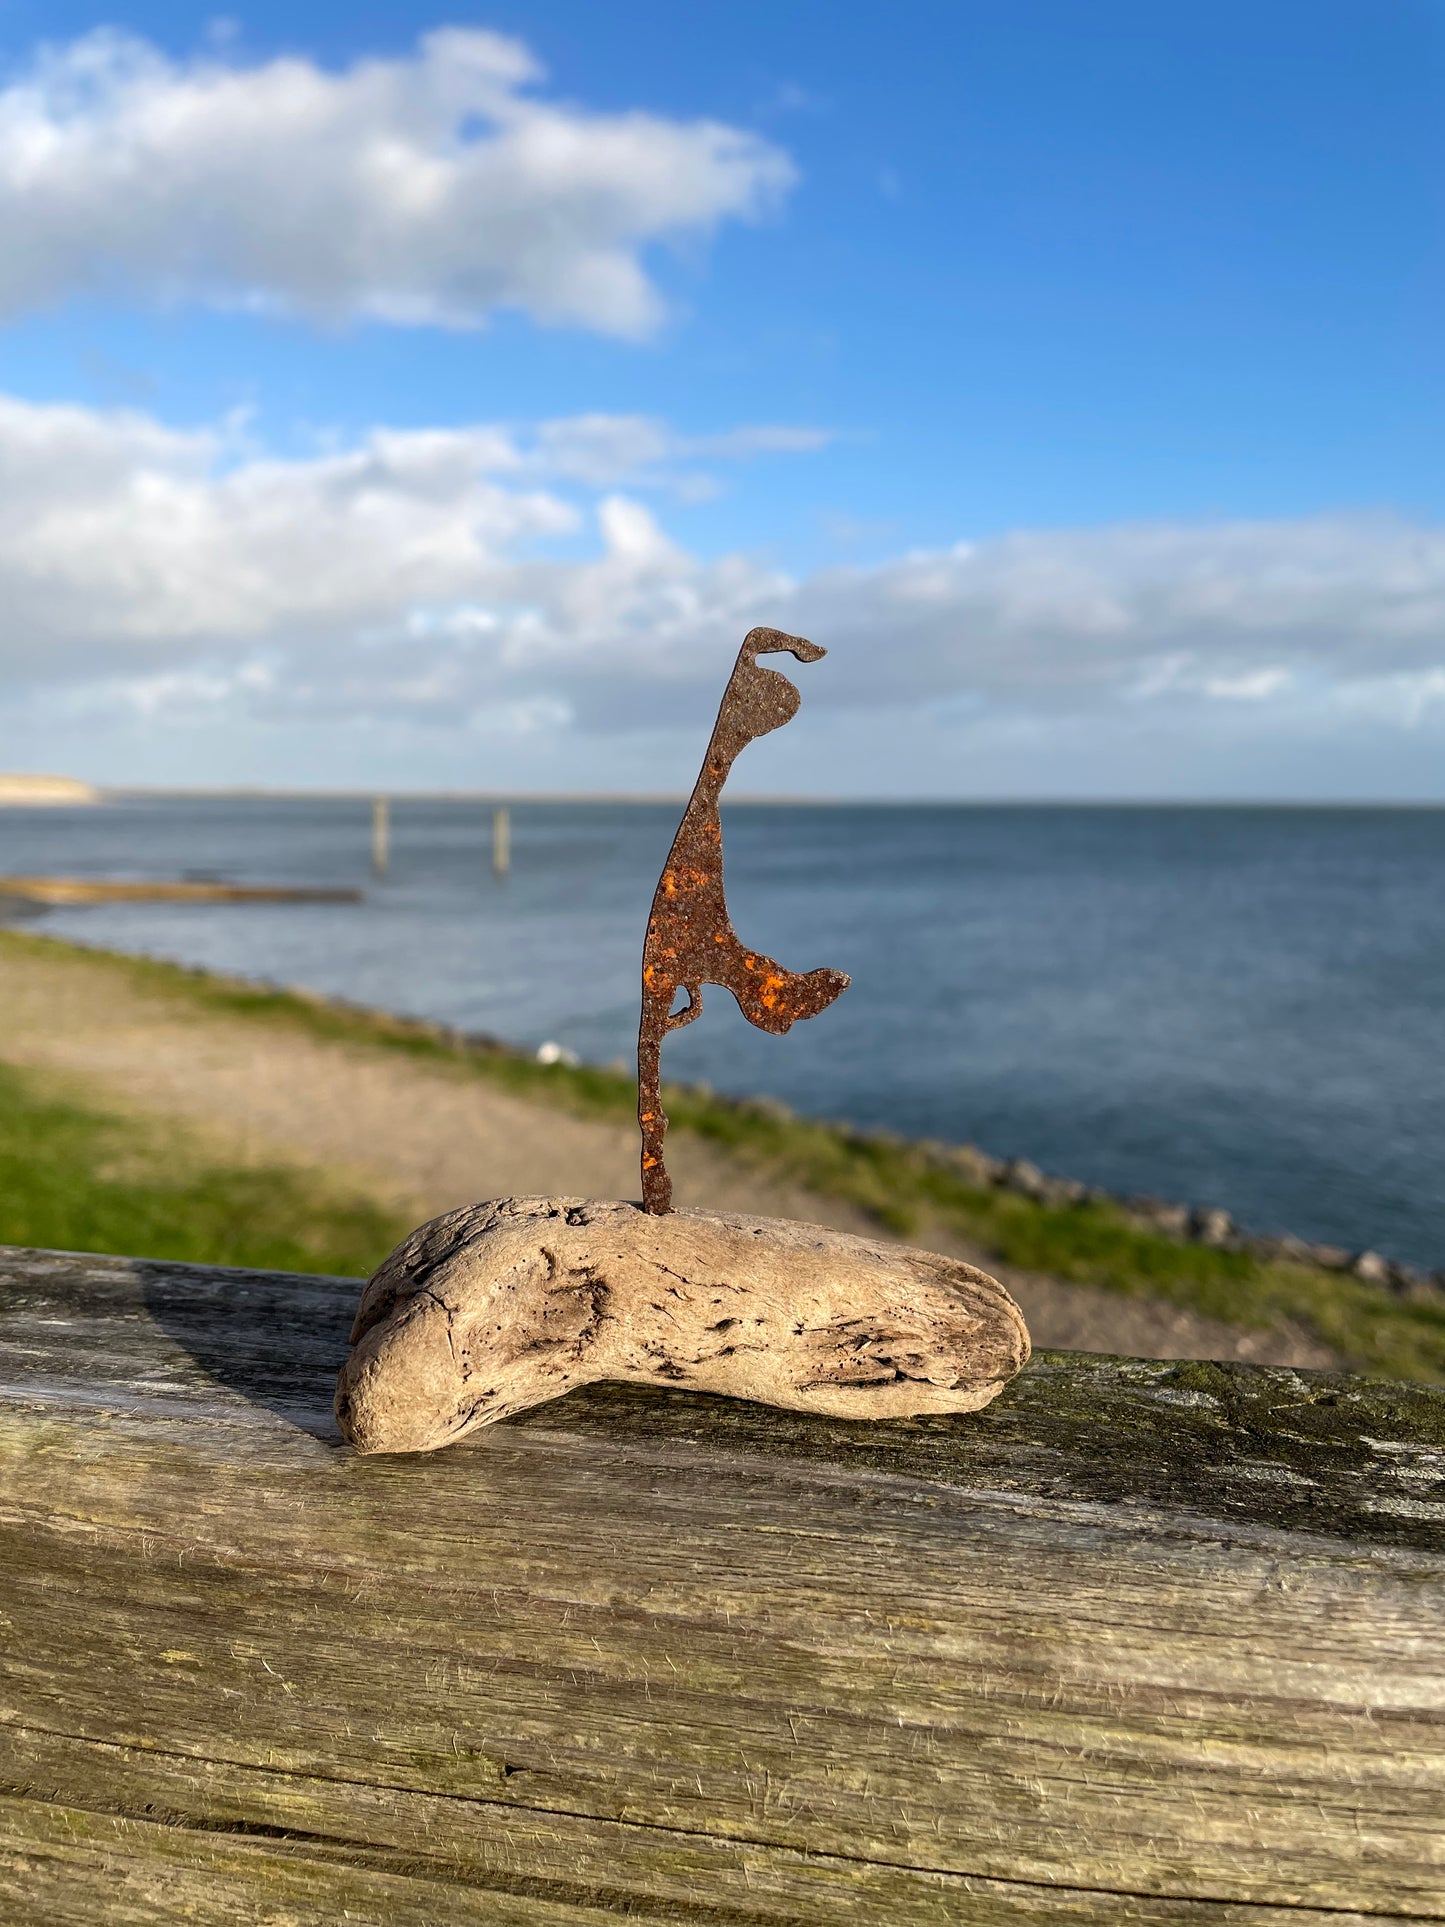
left=509, top=414, right=832, bottom=490
left=0, top=396, right=577, bottom=683
left=775, top=517, right=1445, bottom=713
left=3, top=391, right=1445, bottom=792
left=0, top=27, right=794, bottom=333
left=1201, top=667, right=1292, bottom=701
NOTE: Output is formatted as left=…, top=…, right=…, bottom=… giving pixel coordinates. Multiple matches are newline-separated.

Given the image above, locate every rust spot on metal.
left=637, top=626, right=850, bottom=1213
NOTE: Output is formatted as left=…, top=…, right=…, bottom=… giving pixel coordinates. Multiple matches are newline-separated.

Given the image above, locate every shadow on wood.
left=140, top=1256, right=356, bottom=1438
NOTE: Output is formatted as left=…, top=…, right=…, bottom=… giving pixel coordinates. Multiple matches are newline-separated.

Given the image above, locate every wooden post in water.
left=492, top=805, right=510, bottom=878
left=371, top=797, right=389, bottom=877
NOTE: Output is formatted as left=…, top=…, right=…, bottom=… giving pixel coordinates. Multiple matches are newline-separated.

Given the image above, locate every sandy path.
left=1, top=936, right=1336, bottom=1367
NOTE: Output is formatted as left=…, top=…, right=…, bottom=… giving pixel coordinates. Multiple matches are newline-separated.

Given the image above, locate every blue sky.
left=0, top=1, right=1441, bottom=795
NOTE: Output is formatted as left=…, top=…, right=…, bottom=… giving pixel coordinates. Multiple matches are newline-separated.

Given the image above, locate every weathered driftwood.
left=1, top=1241, right=1443, bottom=1924
left=336, top=1198, right=1030, bottom=1453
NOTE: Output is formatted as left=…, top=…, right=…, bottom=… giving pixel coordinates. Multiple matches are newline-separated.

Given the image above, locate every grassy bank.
left=0, top=1057, right=412, bottom=1277
left=3, top=926, right=1443, bottom=1380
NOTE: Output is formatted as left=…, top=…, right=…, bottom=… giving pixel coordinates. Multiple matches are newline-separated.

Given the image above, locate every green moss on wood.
left=505, top=1355, right=1445, bottom=1554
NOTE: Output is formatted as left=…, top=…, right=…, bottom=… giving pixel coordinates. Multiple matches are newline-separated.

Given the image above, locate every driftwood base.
left=335, top=1198, right=1031, bottom=1454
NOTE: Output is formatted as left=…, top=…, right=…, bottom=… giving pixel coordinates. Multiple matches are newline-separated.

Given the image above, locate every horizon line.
left=75, top=786, right=1445, bottom=809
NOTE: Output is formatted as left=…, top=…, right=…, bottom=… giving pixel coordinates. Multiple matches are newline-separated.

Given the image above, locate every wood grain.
left=1, top=1242, right=1442, bottom=1924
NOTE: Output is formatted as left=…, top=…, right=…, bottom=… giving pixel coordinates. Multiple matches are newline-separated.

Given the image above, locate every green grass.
left=0, top=1057, right=411, bottom=1276
left=4, top=926, right=1444, bottom=1379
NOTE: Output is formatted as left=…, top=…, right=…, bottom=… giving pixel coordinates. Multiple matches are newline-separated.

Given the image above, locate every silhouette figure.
left=638, top=627, right=850, bottom=1213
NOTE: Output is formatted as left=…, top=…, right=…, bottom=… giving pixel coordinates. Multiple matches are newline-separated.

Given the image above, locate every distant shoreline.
left=61, top=788, right=1445, bottom=810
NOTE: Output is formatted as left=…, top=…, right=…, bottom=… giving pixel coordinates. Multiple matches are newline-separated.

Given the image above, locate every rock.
left=335, top=1198, right=1032, bottom=1455
left=1386, top=1261, right=1429, bottom=1296
left=1190, top=1206, right=1235, bottom=1247
left=1350, top=1250, right=1392, bottom=1285
left=1307, top=1244, right=1353, bottom=1271
left=535, top=1040, right=580, bottom=1067
left=1126, top=1197, right=1190, bottom=1238
left=945, top=1144, right=1003, bottom=1187
left=1247, top=1234, right=1316, bottom=1265
left=736, top=1094, right=795, bottom=1125
left=1003, top=1157, right=1047, bottom=1198
left=1037, top=1176, right=1088, bottom=1208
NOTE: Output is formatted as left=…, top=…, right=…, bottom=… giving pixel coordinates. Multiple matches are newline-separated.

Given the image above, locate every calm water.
left=5, top=797, right=1444, bottom=1267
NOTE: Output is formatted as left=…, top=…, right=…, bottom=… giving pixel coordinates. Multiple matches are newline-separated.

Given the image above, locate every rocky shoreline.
left=25, top=933, right=1445, bottom=1308
left=257, top=979, right=1445, bottom=1306
left=883, top=1130, right=1445, bottom=1307
left=311, top=980, right=1445, bottom=1306
left=662, top=1078, right=1444, bottom=1305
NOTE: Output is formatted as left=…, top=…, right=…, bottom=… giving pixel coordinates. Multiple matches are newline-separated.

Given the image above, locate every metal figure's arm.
left=665, top=985, right=703, bottom=1032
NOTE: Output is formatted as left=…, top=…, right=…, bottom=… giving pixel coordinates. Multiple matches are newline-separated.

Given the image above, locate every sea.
left=4, top=796, right=1443, bottom=1269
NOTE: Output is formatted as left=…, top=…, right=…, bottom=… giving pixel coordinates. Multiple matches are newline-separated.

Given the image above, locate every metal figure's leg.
left=638, top=998, right=672, bottom=1214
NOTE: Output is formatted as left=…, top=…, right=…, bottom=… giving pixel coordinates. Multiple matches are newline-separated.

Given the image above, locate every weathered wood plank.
left=1, top=1242, right=1443, bottom=1923
left=0, top=1792, right=1416, bottom=1927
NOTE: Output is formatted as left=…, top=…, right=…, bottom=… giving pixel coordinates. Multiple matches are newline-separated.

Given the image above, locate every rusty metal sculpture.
left=638, top=628, right=850, bottom=1213
left=335, top=623, right=1031, bottom=1452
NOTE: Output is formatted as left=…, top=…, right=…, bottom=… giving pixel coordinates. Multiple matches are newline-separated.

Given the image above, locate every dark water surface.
left=6, top=798, right=1443, bottom=1266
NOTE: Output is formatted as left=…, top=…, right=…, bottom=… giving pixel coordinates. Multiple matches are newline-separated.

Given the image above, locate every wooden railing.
left=1, top=1241, right=1442, bottom=1923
